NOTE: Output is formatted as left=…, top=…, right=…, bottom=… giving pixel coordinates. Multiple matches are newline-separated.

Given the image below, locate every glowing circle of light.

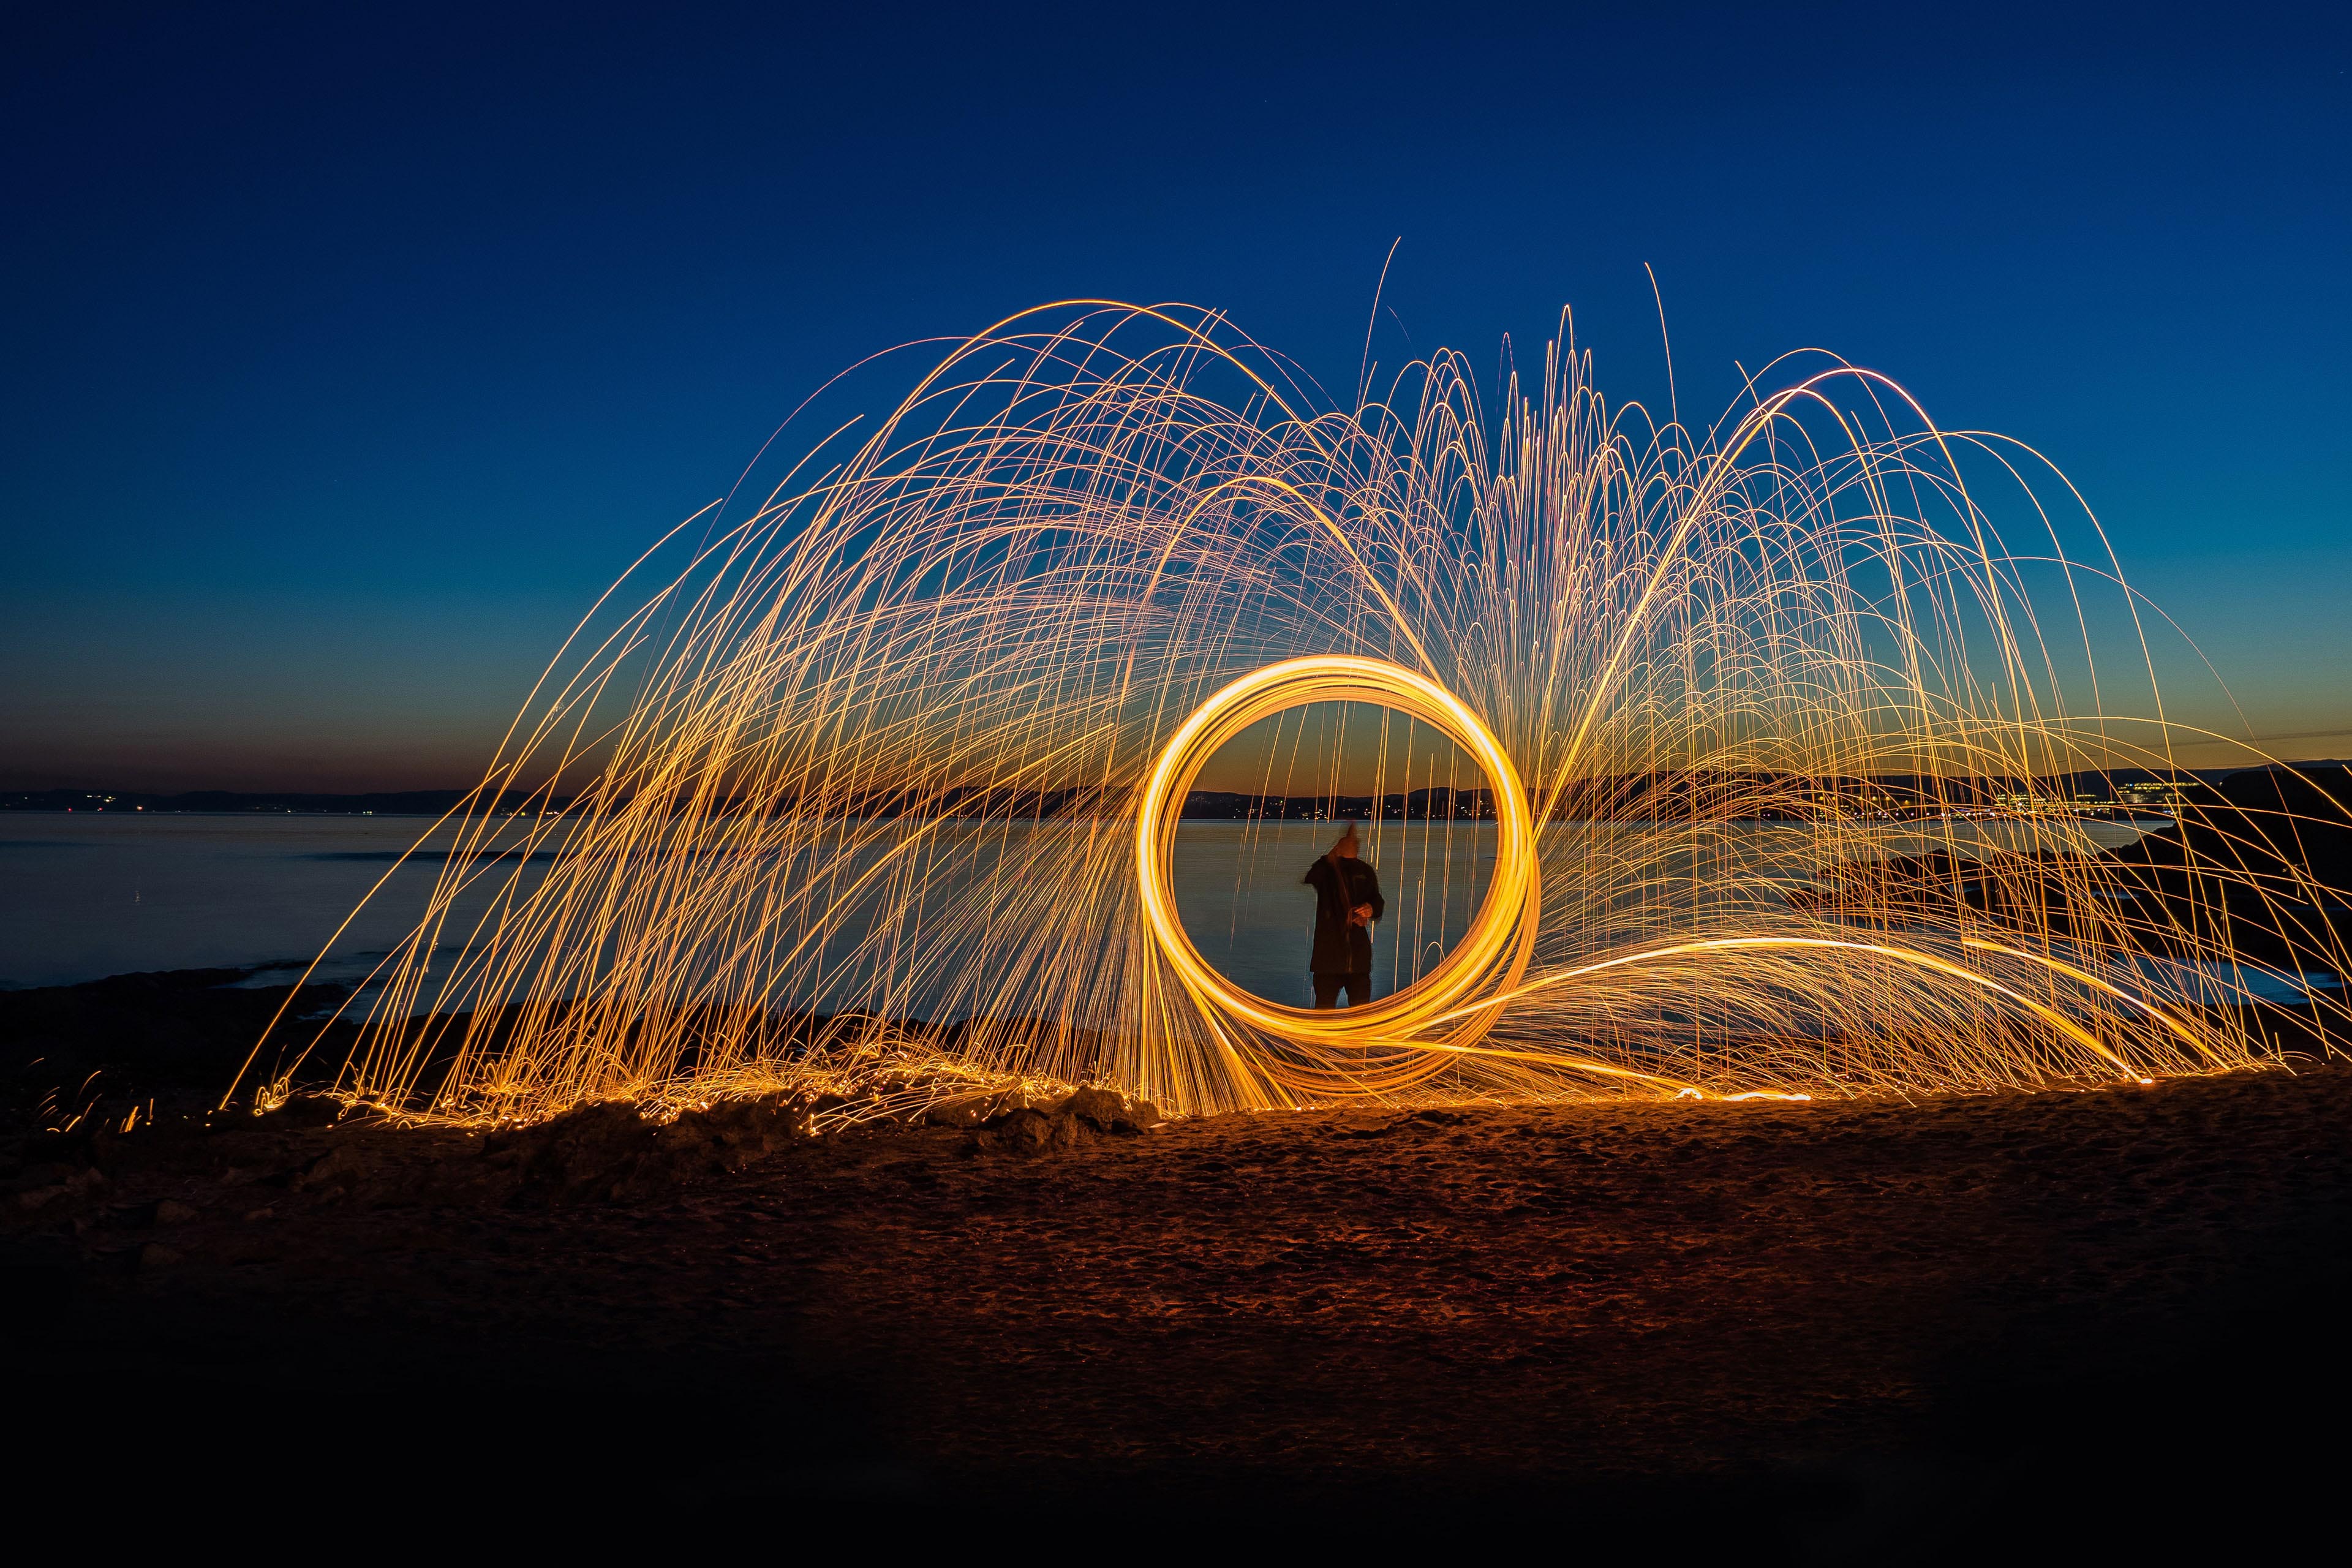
left=1133, top=655, right=1539, bottom=1096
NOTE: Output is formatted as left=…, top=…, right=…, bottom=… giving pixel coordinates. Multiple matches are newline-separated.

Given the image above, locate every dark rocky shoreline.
left=4, top=965, right=2348, bottom=1551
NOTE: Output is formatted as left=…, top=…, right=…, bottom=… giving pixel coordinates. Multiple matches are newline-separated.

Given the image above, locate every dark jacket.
left=1302, top=854, right=1384, bottom=975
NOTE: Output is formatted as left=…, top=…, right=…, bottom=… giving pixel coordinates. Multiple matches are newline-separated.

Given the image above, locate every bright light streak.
left=235, top=301, right=2348, bottom=1123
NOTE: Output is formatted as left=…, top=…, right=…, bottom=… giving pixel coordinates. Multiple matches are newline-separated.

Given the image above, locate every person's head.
left=1333, top=823, right=1359, bottom=859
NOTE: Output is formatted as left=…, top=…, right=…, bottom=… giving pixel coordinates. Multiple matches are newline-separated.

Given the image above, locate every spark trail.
left=241, top=301, right=2350, bottom=1121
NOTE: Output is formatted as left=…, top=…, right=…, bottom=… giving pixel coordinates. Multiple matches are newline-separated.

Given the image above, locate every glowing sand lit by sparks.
left=240, top=300, right=2349, bottom=1123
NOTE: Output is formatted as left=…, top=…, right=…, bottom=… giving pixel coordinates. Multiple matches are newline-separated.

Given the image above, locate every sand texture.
left=6, top=978, right=2348, bottom=1551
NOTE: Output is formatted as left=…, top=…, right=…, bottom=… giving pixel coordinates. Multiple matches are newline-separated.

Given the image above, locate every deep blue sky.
left=5, top=1, right=2346, bottom=789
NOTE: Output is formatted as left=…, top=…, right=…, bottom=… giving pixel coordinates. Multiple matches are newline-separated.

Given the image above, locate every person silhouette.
left=1302, top=821, right=1384, bottom=1008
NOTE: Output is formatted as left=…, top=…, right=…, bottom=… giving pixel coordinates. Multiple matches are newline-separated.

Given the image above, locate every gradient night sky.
left=5, top=2, right=2346, bottom=790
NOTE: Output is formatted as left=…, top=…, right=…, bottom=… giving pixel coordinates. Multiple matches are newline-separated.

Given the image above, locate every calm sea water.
left=0, top=813, right=518, bottom=990
left=1172, top=821, right=1494, bottom=1006
left=0, top=810, right=2169, bottom=1001
left=0, top=812, right=1496, bottom=1002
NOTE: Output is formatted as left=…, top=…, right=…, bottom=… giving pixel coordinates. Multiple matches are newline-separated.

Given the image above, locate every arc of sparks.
left=244, top=300, right=2345, bottom=1123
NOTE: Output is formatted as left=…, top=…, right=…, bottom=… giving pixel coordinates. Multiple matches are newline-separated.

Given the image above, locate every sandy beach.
left=4, top=969, right=2345, bottom=1551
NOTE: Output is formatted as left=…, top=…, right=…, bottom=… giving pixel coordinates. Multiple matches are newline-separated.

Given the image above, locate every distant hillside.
left=0, top=788, right=480, bottom=816
left=1181, top=788, right=1496, bottom=820
left=11, top=764, right=2346, bottom=821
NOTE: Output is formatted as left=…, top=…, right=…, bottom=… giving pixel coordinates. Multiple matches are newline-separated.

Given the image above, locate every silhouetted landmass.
left=0, top=788, right=486, bottom=816
left=10, top=763, right=2348, bottom=825
left=1180, top=787, right=1499, bottom=820
left=1778, top=767, right=2352, bottom=981
left=1177, top=767, right=2324, bottom=823
left=2098, top=766, right=2352, bottom=966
